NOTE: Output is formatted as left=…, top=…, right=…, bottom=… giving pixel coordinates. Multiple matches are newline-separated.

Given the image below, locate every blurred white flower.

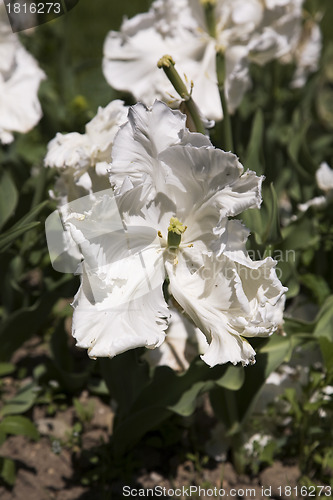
left=0, top=1, right=45, bottom=143
left=244, top=432, right=271, bottom=456
left=64, top=102, right=286, bottom=366
left=315, top=162, right=333, bottom=192
left=44, top=100, right=128, bottom=204
left=290, top=20, right=322, bottom=88
left=298, top=162, right=333, bottom=212
left=103, top=0, right=319, bottom=121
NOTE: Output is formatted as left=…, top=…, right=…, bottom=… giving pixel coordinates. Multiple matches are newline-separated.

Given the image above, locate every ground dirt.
left=0, top=396, right=303, bottom=500
left=0, top=336, right=311, bottom=500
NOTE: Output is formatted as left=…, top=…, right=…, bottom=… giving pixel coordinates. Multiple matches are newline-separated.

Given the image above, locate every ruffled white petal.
left=111, top=102, right=262, bottom=229
left=72, top=268, right=169, bottom=358
left=143, top=306, right=208, bottom=371
left=166, top=241, right=286, bottom=367
left=45, top=133, right=91, bottom=170
left=165, top=253, right=255, bottom=366
left=158, top=143, right=262, bottom=228
left=65, top=193, right=169, bottom=358
left=110, top=101, right=188, bottom=196
left=45, top=100, right=128, bottom=203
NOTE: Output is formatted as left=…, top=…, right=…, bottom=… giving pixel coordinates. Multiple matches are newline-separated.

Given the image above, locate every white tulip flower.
left=0, top=1, right=45, bottom=143
left=63, top=102, right=286, bottom=367
left=103, top=0, right=318, bottom=121
left=44, top=100, right=128, bottom=205
left=298, top=162, right=333, bottom=212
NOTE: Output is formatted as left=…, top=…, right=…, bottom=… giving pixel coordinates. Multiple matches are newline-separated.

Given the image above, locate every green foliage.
left=244, top=108, right=265, bottom=175
left=314, top=296, right=333, bottom=341
left=73, top=398, right=95, bottom=424
left=0, top=169, right=18, bottom=230
left=0, top=382, right=39, bottom=417
left=279, top=367, right=333, bottom=483
left=0, top=364, right=15, bottom=377
left=99, top=354, right=244, bottom=455
left=0, top=457, right=16, bottom=488
left=0, top=416, right=39, bottom=441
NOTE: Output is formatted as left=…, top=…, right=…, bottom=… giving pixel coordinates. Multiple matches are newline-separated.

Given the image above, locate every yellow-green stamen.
left=167, top=217, right=187, bottom=249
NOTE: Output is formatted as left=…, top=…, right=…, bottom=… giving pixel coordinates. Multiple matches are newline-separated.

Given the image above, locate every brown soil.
left=0, top=335, right=304, bottom=500
left=0, top=401, right=302, bottom=500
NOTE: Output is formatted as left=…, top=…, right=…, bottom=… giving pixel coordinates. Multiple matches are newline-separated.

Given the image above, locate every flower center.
left=167, top=217, right=187, bottom=249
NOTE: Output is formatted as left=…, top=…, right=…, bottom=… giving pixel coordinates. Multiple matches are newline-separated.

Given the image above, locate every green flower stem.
left=224, top=390, right=245, bottom=474
left=200, top=0, right=217, bottom=38
left=216, top=50, right=234, bottom=152
left=157, top=55, right=206, bottom=135
left=230, top=432, right=247, bottom=475
left=264, top=244, right=274, bottom=258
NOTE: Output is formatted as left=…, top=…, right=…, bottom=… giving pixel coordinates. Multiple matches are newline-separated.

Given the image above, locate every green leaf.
left=245, top=108, right=265, bottom=175
left=0, top=416, right=39, bottom=441
left=0, top=276, right=75, bottom=362
left=240, top=206, right=264, bottom=245
left=0, top=363, right=16, bottom=377
left=318, top=338, right=333, bottom=378
left=87, top=378, right=109, bottom=396
left=299, top=274, right=331, bottom=305
left=106, top=357, right=245, bottom=456
left=0, top=430, right=6, bottom=447
left=241, top=183, right=282, bottom=245
left=287, top=115, right=313, bottom=181
left=215, top=364, right=245, bottom=390
left=0, top=457, right=16, bottom=487
left=0, top=382, right=39, bottom=417
left=281, top=216, right=319, bottom=251
left=0, top=222, right=40, bottom=253
left=262, top=183, right=282, bottom=244
left=10, top=200, right=49, bottom=231
left=314, top=295, right=333, bottom=341
left=260, top=441, right=277, bottom=465
left=210, top=333, right=292, bottom=429
left=317, top=86, right=333, bottom=130
left=100, top=351, right=151, bottom=418
left=283, top=317, right=313, bottom=336
left=49, top=321, right=91, bottom=393
left=0, top=170, right=18, bottom=230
